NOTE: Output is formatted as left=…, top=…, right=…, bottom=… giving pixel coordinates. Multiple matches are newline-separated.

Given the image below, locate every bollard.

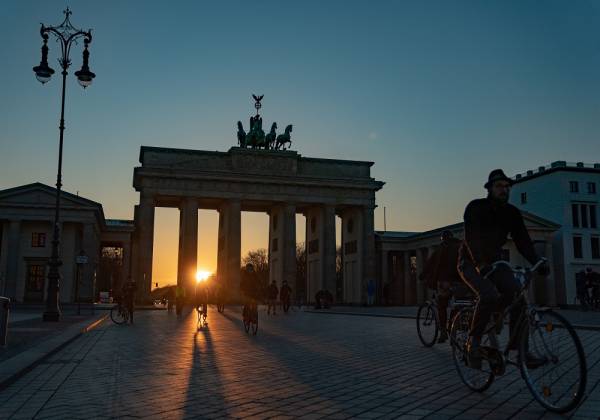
left=0, top=296, right=10, bottom=347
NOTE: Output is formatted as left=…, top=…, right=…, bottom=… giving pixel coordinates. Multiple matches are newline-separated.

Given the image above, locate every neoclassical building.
left=130, top=146, right=384, bottom=304
left=0, top=183, right=133, bottom=303
left=2, top=152, right=585, bottom=308
left=376, top=211, right=561, bottom=307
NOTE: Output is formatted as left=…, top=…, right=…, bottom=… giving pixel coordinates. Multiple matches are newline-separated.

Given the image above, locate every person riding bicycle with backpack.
left=420, top=230, right=462, bottom=343
left=458, top=169, right=549, bottom=369
left=240, top=263, right=262, bottom=314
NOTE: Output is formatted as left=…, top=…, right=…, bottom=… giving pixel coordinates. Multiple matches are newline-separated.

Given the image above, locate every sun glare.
left=196, top=270, right=211, bottom=283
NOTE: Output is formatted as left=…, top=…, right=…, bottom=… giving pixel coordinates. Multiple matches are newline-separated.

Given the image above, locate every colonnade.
left=132, top=194, right=377, bottom=304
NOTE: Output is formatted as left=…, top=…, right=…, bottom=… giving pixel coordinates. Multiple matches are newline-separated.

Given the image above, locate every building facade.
left=0, top=183, right=133, bottom=304
left=376, top=212, right=560, bottom=306
left=510, top=161, right=600, bottom=304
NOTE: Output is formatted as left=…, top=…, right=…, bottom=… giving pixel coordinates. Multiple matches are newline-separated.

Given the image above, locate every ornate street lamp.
left=33, top=8, right=95, bottom=321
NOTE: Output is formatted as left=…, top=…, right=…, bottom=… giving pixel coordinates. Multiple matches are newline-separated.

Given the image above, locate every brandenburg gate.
left=130, top=97, right=384, bottom=303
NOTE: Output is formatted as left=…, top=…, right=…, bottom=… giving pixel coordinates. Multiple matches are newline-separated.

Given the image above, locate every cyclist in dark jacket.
left=458, top=169, right=549, bottom=368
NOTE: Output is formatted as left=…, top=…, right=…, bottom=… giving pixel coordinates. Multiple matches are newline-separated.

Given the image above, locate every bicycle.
left=450, top=258, right=587, bottom=413
left=416, top=285, right=473, bottom=347
left=196, top=303, right=207, bottom=329
left=110, top=300, right=130, bottom=325
left=242, top=301, right=258, bottom=335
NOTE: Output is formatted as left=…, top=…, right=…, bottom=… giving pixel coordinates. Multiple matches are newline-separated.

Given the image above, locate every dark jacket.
left=421, top=237, right=462, bottom=289
left=268, top=284, right=279, bottom=300
left=461, top=197, right=538, bottom=269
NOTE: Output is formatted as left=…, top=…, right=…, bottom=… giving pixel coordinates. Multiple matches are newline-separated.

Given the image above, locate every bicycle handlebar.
left=483, top=257, right=547, bottom=285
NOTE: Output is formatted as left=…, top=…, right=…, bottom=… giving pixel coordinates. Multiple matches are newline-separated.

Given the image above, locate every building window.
left=588, top=182, right=596, bottom=194
left=25, top=263, right=46, bottom=301
left=581, top=204, right=589, bottom=228
left=573, top=236, right=583, bottom=259
left=570, top=181, right=579, bottom=193
left=308, top=239, right=319, bottom=254
left=591, top=205, right=597, bottom=229
left=31, top=232, right=46, bottom=248
left=572, top=204, right=580, bottom=228
left=344, top=240, right=357, bottom=255
left=520, top=192, right=527, bottom=204
left=591, top=237, right=600, bottom=259
left=347, top=218, right=354, bottom=234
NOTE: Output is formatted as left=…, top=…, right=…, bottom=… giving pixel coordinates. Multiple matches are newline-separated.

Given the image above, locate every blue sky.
left=2, top=1, right=600, bottom=283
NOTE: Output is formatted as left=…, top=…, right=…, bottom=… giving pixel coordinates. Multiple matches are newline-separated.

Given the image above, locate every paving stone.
left=0, top=308, right=597, bottom=419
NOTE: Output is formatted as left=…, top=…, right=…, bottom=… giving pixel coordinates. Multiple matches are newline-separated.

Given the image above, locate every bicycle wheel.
left=416, top=302, right=438, bottom=347
left=110, top=305, right=127, bottom=325
left=451, top=308, right=495, bottom=392
left=519, top=309, right=587, bottom=413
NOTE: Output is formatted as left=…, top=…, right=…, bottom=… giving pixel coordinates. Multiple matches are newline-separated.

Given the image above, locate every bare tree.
left=241, top=248, right=269, bottom=298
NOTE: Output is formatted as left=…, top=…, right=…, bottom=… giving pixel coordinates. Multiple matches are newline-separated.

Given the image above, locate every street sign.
left=76, top=255, right=88, bottom=264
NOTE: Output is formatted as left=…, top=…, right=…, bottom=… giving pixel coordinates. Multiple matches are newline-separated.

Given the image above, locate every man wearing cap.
left=458, top=169, right=549, bottom=369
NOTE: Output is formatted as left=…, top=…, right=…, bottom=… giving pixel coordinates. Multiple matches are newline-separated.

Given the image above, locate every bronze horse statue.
left=237, top=121, right=246, bottom=147
left=265, top=122, right=277, bottom=149
left=275, top=124, right=293, bottom=150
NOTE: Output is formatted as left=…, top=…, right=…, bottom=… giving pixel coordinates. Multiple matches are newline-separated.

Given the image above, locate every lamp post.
left=33, top=8, right=95, bottom=321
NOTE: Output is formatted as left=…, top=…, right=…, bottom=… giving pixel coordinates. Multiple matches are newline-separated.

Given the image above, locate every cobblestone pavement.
left=1, top=307, right=599, bottom=419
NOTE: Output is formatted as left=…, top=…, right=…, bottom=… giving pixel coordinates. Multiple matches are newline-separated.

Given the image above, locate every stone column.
left=130, top=205, right=140, bottom=285
left=323, top=205, right=337, bottom=296
left=81, top=223, right=99, bottom=302
left=282, top=204, right=297, bottom=289
left=362, top=206, right=376, bottom=305
left=217, top=199, right=241, bottom=300
left=177, top=198, right=198, bottom=295
left=305, top=206, right=323, bottom=301
left=5, top=220, right=21, bottom=300
left=269, top=204, right=296, bottom=291
left=340, top=207, right=363, bottom=304
left=137, top=194, right=155, bottom=299
left=380, top=249, right=389, bottom=304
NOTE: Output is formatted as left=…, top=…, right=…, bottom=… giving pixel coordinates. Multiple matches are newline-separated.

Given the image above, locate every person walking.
left=367, top=279, right=375, bottom=306
left=267, top=280, right=279, bottom=315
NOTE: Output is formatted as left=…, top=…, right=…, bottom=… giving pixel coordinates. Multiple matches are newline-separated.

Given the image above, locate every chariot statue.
left=235, top=95, right=293, bottom=151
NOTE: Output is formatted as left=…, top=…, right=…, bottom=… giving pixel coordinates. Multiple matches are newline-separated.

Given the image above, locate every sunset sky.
left=2, top=1, right=600, bottom=286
